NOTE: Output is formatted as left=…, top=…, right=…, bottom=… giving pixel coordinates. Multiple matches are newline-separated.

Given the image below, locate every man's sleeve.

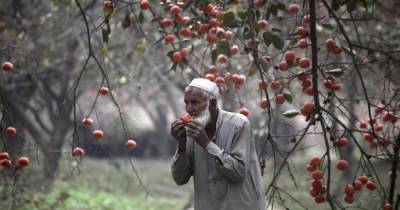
left=171, top=138, right=194, bottom=185
left=205, top=121, right=251, bottom=182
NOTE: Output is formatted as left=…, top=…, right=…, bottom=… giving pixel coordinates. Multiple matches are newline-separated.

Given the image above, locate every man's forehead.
left=184, top=87, right=207, bottom=99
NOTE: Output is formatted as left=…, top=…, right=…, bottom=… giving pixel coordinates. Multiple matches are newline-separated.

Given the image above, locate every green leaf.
left=216, top=40, right=231, bottom=57
left=255, top=10, right=260, bottom=20
left=325, top=68, right=344, bottom=77
left=238, top=10, right=247, bottom=20
left=270, top=4, right=278, bottom=16
left=223, top=11, right=238, bottom=27
left=321, top=23, right=334, bottom=30
left=266, top=6, right=271, bottom=19
left=121, top=12, right=131, bottom=29
left=194, top=0, right=211, bottom=7
left=263, top=31, right=273, bottom=46
left=243, top=26, right=252, bottom=39
left=118, top=75, right=128, bottom=84
left=248, top=64, right=257, bottom=76
left=169, top=63, right=178, bottom=72
left=263, top=31, right=284, bottom=50
left=283, top=92, right=293, bottom=103
left=259, top=57, right=270, bottom=72
left=138, top=11, right=144, bottom=24
left=136, top=42, right=146, bottom=52
left=357, top=0, right=367, bottom=8
left=282, top=110, right=300, bottom=118
left=211, top=49, right=218, bottom=65
left=332, top=0, right=340, bottom=11
left=167, top=50, right=175, bottom=58
left=347, top=0, right=357, bottom=12
left=276, top=3, right=287, bottom=11
left=271, top=27, right=282, bottom=33
left=102, top=27, right=109, bottom=43
left=342, top=46, right=357, bottom=55
left=272, top=35, right=284, bottom=50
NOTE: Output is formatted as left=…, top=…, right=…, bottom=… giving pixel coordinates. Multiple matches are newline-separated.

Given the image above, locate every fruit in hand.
left=180, top=114, right=192, bottom=124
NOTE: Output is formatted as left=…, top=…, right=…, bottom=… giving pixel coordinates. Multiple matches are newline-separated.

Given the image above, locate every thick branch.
left=389, top=134, right=400, bottom=204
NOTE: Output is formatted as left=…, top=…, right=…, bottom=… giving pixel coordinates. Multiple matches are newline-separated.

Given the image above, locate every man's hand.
left=186, top=121, right=210, bottom=148
left=170, top=120, right=187, bottom=146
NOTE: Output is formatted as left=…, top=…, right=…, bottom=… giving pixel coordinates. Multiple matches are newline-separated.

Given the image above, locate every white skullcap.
left=188, top=78, right=219, bottom=98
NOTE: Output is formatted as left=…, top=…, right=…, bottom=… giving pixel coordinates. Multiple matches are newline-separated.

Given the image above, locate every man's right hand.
left=170, top=120, right=187, bottom=148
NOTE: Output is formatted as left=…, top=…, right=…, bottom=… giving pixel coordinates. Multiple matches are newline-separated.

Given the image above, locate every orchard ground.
left=1, top=149, right=398, bottom=210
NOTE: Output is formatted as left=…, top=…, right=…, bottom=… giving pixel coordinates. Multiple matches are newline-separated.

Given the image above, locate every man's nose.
left=186, top=103, right=194, bottom=112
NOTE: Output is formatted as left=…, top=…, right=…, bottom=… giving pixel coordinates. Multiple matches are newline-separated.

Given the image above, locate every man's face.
left=184, top=87, right=211, bottom=127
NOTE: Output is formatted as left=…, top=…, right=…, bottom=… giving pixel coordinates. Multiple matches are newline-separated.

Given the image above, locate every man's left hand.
left=185, top=121, right=210, bottom=148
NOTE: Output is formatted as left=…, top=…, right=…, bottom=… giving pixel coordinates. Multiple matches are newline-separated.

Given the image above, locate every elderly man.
left=170, top=78, right=266, bottom=210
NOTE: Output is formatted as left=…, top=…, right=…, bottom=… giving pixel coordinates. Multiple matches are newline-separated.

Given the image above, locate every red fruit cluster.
left=140, top=0, right=150, bottom=10
left=2, top=61, right=13, bottom=72
left=73, top=147, right=85, bottom=157
left=0, top=152, right=9, bottom=160
left=99, top=87, right=109, bottom=96
left=239, top=107, right=250, bottom=117
left=164, top=34, right=175, bottom=44
left=0, top=156, right=29, bottom=168
left=384, top=203, right=393, bottom=210
left=126, top=139, right=137, bottom=150
left=258, top=19, right=268, bottom=30
left=231, top=45, right=239, bottom=56
left=203, top=67, right=244, bottom=92
left=323, top=75, right=341, bottom=92
left=296, top=26, right=307, bottom=37
left=157, top=2, right=243, bottom=68
left=299, top=58, right=310, bottom=69
left=82, top=118, right=94, bottom=127
left=270, top=80, right=281, bottom=90
left=362, top=132, right=380, bottom=148
left=300, top=102, right=316, bottom=117
left=217, top=54, right=228, bottom=65
left=230, top=74, right=246, bottom=89
left=258, top=80, right=268, bottom=90
left=0, top=152, right=12, bottom=168
left=103, top=0, right=113, bottom=14
left=288, top=4, right=300, bottom=15
left=308, top=167, right=326, bottom=204
left=303, top=15, right=310, bottom=24
left=343, top=184, right=355, bottom=203
left=335, top=137, right=349, bottom=147
left=93, top=130, right=104, bottom=140
left=277, top=61, right=288, bottom=71
left=306, top=157, right=326, bottom=203
left=337, top=160, right=349, bottom=171
left=18, top=156, right=29, bottom=167
left=259, top=99, right=269, bottom=109
left=341, top=176, right=377, bottom=205
left=284, top=51, right=296, bottom=64
left=297, top=39, right=308, bottom=49
left=161, top=18, right=172, bottom=28
left=275, top=94, right=285, bottom=105
left=6, top=127, right=17, bottom=137
left=382, top=111, right=398, bottom=123
left=295, top=71, right=313, bottom=96
left=325, top=39, right=342, bottom=54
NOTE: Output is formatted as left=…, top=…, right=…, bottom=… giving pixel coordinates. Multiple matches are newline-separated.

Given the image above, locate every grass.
left=0, top=157, right=192, bottom=210
left=0, top=150, right=398, bottom=210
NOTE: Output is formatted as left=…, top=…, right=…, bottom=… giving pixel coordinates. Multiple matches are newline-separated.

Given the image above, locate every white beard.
left=193, top=102, right=210, bottom=127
